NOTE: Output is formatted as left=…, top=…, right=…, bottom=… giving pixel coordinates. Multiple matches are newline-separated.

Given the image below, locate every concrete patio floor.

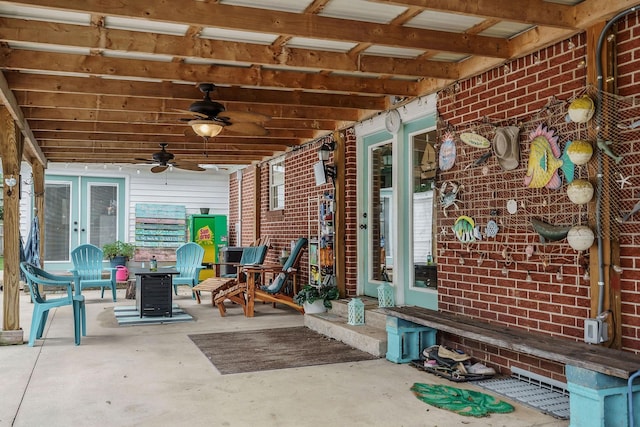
left=0, top=287, right=569, bottom=427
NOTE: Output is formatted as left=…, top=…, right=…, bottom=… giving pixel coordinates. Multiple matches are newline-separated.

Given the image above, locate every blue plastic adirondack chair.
left=20, top=262, right=86, bottom=346
left=173, top=242, right=205, bottom=298
left=70, top=243, right=117, bottom=301
left=260, top=237, right=308, bottom=295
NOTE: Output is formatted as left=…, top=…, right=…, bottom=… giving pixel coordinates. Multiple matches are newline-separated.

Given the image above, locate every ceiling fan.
left=178, top=83, right=270, bottom=137
left=135, top=143, right=205, bottom=173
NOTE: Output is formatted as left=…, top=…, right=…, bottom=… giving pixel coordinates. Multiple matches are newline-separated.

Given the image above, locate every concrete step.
left=305, top=296, right=388, bottom=357
left=329, top=297, right=388, bottom=330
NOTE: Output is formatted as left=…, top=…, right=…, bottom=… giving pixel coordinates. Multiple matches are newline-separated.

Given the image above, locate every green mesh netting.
left=411, top=383, right=515, bottom=417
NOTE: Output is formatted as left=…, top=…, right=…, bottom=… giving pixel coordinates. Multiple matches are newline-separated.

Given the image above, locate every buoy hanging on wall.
left=566, top=179, right=594, bottom=205
left=567, top=225, right=595, bottom=251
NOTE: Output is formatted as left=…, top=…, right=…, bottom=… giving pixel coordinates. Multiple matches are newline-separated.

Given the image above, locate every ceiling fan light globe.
left=189, top=120, right=223, bottom=138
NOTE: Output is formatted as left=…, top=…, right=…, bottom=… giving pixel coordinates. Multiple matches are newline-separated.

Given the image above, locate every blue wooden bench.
left=383, top=306, right=640, bottom=427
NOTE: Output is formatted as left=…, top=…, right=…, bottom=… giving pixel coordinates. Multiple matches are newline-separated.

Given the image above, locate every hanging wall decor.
left=565, top=139, right=593, bottom=165
left=523, top=124, right=564, bottom=189
left=460, top=132, right=491, bottom=149
left=567, top=95, right=595, bottom=123
left=439, top=131, right=457, bottom=171
left=452, top=215, right=479, bottom=243
left=566, top=179, right=594, bottom=205
left=567, top=225, right=595, bottom=251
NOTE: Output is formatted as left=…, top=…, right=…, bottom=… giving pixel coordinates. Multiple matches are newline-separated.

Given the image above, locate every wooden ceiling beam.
left=4, top=72, right=387, bottom=110
left=0, top=48, right=419, bottom=97
left=21, top=108, right=341, bottom=130
left=22, top=98, right=361, bottom=122
left=43, top=152, right=263, bottom=164
left=0, top=18, right=458, bottom=80
left=0, top=72, right=46, bottom=165
left=370, top=0, right=576, bottom=29
left=34, top=132, right=304, bottom=146
left=372, top=0, right=637, bottom=32
left=29, top=121, right=317, bottom=139
left=10, top=1, right=510, bottom=58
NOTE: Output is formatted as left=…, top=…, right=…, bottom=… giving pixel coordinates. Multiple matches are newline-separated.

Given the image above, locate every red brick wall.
left=343, top=128, right=359, bottom=296
left=228, top=13, right=640, bottom=379
left=229, top=138, right=338, bottom=288
left=436, top=13, right=640, bottom=378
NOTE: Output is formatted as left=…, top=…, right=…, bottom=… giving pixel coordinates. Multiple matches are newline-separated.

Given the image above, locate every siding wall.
left=45, top=163, right=230, bottom=254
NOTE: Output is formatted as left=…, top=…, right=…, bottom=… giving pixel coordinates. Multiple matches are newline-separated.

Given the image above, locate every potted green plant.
left=103, top=240, right=136, bottom=267
left=293, top=282, right=339, bottom=313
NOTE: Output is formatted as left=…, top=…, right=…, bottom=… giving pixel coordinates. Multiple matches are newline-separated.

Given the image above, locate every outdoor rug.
left=114, top=304, right=193, bottom=326
left=189, top=326, right=380, bottom=374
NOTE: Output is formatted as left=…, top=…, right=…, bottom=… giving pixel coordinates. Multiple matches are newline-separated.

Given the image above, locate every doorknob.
left=359, top=224, right=367, bottom=229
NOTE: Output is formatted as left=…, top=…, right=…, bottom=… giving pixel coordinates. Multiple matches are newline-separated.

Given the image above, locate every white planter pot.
left=303, top=300, right=327, bottom=314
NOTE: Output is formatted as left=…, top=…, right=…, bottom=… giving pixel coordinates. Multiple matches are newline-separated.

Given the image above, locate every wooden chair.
left=70, top=243, right=117, bottom=301
left=192, top=244, right=268, bottom=306
left=214, top=237, right=307, bottom=316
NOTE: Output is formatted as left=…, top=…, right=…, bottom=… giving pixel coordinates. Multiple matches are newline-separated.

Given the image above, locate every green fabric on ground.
left=411, top=383, right=515, bottom=417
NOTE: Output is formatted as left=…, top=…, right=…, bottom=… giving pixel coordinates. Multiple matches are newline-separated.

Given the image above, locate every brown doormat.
left=189, top=326, right=380, bottom=375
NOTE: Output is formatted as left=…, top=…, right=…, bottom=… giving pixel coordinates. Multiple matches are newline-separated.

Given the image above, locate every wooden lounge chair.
left=192, top=244, right=267, bottom=306
left=214, top=237, right=308, bottom=316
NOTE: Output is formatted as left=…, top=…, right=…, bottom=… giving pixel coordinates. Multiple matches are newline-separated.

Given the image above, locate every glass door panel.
left=88, top=183, right=119, bottom=248
left=364, top=140, right=394, bottom=296
left=44, top=182, right=72, bottom=261
left=411, top=131, right=438, bottom=290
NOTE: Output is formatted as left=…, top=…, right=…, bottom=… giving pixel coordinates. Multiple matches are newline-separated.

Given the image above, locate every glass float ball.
left=567, top=179, right=594, bottom=205
left=567, top=225, right=595, bottom=251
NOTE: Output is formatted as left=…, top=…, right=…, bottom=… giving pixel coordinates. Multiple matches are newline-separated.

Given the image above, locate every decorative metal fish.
left=464, top=151, right=492, bottom=170
left=530, top=218, right=571, bottom=243
left=621, top=200, right=640, bottom=222
left=524, top=124, right=563, bottom=189
left=596, top=139, right=622, bottom=164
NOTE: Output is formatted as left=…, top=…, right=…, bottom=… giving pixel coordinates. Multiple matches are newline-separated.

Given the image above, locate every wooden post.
left=253, top=164, right=261, bottom=242
left=0, top=106, right=24, bottom=345
left=333, top=130, right=346, bottom=298
left=32, top=161, right=45, bottom=266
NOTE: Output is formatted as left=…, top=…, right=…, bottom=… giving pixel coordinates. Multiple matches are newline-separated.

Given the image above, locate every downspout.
left=594, top=6, right=638, bottom=318
left=237, top=170, right=242, bottom=246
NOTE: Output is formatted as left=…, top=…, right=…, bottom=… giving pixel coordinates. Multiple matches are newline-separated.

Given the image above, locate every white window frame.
left=269, top=156, right=285, bottom=211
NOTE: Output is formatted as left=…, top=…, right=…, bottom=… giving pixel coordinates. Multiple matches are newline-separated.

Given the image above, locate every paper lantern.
left=567, top=179, right=594, bottom=205
left=567, top=225, right=595, bottom=251
left=566, top=140, right=593, bottom=165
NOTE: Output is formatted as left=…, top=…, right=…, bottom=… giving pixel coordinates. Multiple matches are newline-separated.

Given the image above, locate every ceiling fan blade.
left=135, top=158, right=156, bottom=164
left=151, top=165, right=168, bottom=173
left=172, top=108, right=209, bottom=119
left=172, top=161, right=205, bottom=172
left=220, top=111, right=270, bottom=123
left=225, top=121, right=269, bottom=136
